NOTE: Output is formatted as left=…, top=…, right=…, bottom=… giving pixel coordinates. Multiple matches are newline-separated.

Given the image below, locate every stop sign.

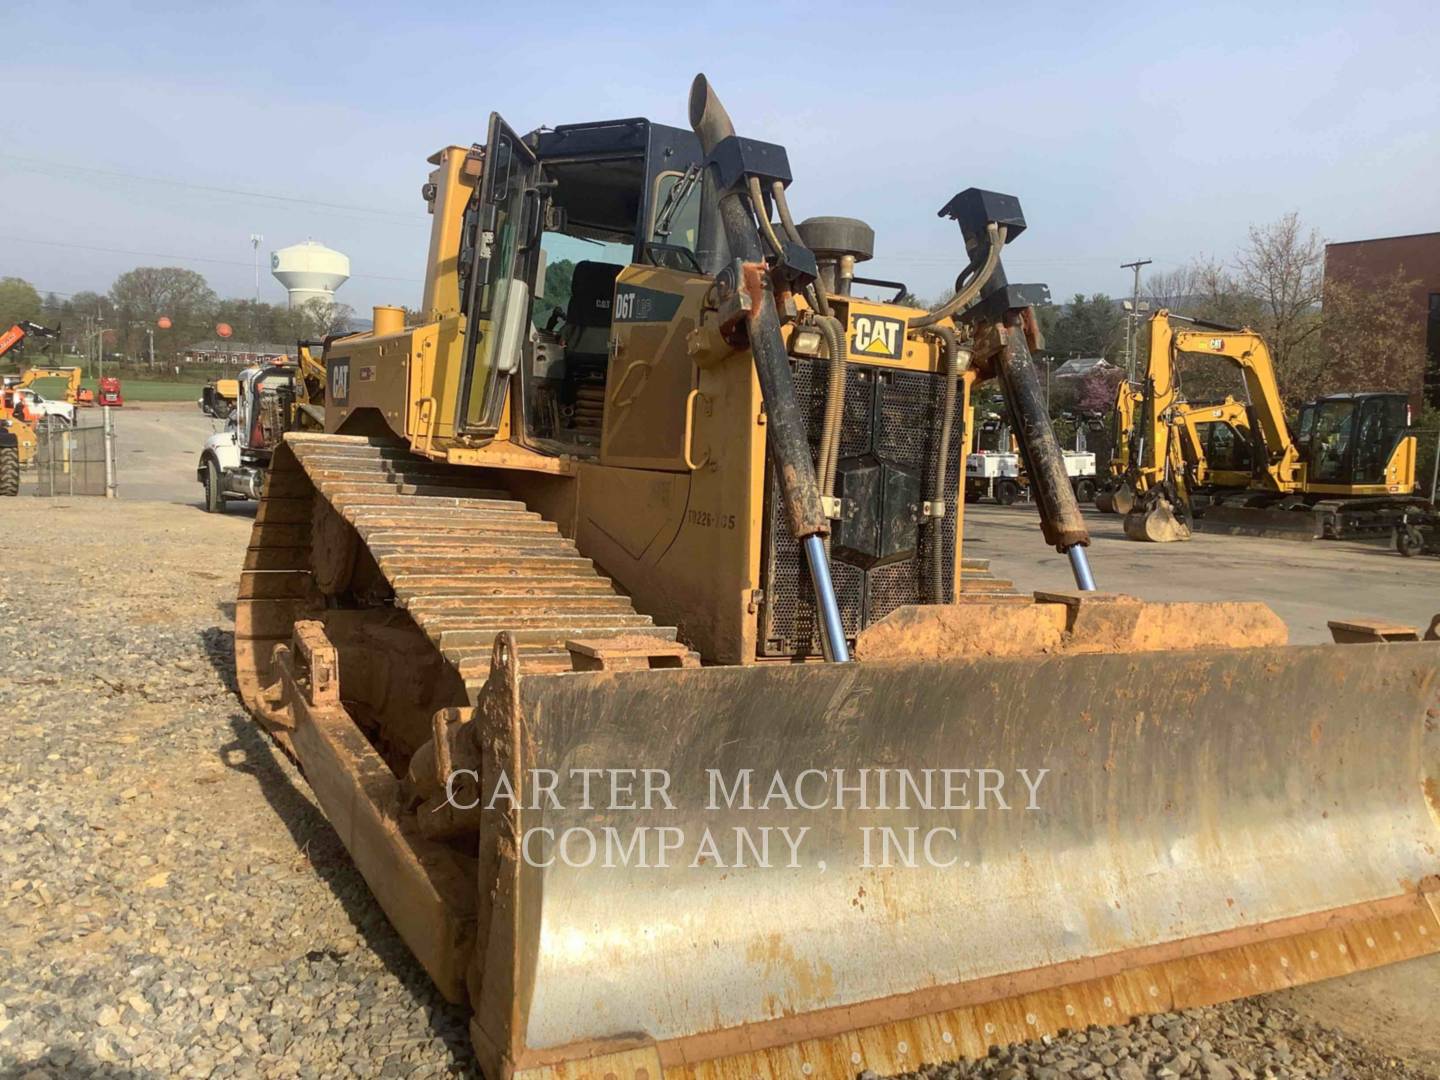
left=157, top=316, right=173, bottom=329
left=216, top=323, right=233, bottom=339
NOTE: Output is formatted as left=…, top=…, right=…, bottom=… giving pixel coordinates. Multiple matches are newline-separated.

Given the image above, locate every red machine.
left=97, top=377, right=124, bottom=406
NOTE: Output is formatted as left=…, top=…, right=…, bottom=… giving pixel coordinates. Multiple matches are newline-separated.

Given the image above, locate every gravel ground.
left=0, top=499, right=1436, bottom=1079
left=0, top=501, right=475, bottom=1078
left=880, top=999, right=1434, bottom=1080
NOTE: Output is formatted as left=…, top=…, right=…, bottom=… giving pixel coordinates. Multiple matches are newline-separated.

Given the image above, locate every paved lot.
left=963, top=501, right=1439, bottom=643
left=19, top=401, right=223, bottom=505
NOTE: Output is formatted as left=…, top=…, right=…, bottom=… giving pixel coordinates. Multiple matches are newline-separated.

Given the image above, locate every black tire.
left=1073, top=477, right=1096, bottom=504
left=995, top=479, right=1021, bottom=506
left=1397, top=526, right=1423, bottom=558
left=0, top=446, right=18, bottom=497
left=203, top=457, right=226, bottom=514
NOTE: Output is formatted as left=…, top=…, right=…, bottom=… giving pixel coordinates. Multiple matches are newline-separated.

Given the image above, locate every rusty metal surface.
left=500, top=642, right=1440, bottom=1058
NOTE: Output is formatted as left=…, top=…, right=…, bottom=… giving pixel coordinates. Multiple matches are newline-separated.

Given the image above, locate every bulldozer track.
left=235, top=433, right=696, bottom=713
left=237, top=434, right=1016, bottom=708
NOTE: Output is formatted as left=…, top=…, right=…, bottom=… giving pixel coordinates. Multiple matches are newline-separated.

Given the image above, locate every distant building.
left=1323, top=231, right=1440, bottom=406
left=182, top=342, right=293, bottom=365
left=1052, top=357, right=1117, bottom=382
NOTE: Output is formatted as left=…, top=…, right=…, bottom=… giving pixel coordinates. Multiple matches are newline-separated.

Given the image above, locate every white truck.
left=196, top=362, right=299, bottom=511
left=965, top=449, right=1098, bottom=505
left=10, top=386, right=74, bottom=430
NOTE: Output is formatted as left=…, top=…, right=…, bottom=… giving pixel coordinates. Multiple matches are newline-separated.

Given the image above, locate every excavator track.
left=235, top=433, right=695, bottom=735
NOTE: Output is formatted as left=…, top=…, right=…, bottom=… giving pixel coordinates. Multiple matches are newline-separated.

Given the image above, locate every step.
left=393, top=575, right=619, bottom=597
left=441, top=624, right=677, bottom=656
left=424, top=612, right=655, bottom=635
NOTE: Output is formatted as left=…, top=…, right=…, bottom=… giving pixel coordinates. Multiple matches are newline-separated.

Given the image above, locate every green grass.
left=27, top=376, right=203, bottom=403
left=110, top=380, right=204, bottom=402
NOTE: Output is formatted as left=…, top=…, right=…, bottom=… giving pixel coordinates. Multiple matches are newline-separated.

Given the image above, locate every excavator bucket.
left=1123, top=498, right=1192, bottom=542
left=1094, top=482, right=1134, bottom=515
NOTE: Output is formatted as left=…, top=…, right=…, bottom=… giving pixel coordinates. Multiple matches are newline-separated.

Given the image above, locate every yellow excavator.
left=234, top=78, right=1440, bottom=1079
left=1097, top=379, right=1253, bottom=533
left=13, top=364, right=92, bottom=406
left=1113, top=312, right=1422, bottom=541
left=1176, top=395, right=1254, bottom=488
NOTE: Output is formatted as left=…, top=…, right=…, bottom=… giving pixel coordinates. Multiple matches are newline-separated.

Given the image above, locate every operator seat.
left=562, top=261, right=622, bottom=382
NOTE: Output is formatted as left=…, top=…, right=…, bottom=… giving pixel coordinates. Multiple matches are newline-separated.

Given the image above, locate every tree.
left=1144, top=258, right=1259, bottom=328
left=300, top=297, right=355, bottom=339
left=1235, top=213, right=1325, bottom=400
left=1076, top=364, right=1125, bottom=416
left=536, top=259, right=575, bottom=325
left=1320, top=268, right=1424, bottom=397
left=1039, top=294, right=1125, bottom=361
left=110, top=267, right=217, bottom=361
left=0, top=276, right=42, bottom=329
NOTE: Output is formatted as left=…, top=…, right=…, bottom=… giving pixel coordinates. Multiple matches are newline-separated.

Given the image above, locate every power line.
left=0, top=234, right=416, bottom=284
left=0, top=153, right=422, bottom=224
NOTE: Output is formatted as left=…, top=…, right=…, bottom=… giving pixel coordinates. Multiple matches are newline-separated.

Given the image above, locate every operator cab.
left=1296, top=392, right=1411, bottom=486
left=454, top=115, right=705, bottom=457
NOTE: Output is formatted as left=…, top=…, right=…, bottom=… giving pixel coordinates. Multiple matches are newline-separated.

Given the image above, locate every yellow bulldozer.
left=235, top=77, right=1440, bottom=1079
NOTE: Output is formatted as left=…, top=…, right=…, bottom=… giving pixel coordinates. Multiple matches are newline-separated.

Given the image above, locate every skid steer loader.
left=235, top=76, right=1440, bottom=1080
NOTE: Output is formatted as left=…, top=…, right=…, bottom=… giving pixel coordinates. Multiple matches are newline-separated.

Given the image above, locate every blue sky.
left=2, top=0, right=1437, bottom=312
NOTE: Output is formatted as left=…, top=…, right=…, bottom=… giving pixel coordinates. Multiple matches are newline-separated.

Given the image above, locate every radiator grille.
left=759, top=358, right=964, bottom=658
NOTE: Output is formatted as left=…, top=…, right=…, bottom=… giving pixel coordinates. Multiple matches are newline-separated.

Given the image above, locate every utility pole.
left=251, top=234, right=263, bottom=364
left=1120, top=258, right=1152, bottom=380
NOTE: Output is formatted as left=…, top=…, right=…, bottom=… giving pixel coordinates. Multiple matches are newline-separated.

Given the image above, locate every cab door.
left=456, top=113, right=539, bottom=437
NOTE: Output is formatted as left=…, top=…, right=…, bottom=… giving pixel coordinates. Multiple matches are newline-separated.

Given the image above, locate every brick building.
left=1323, top=231, right=1440, bottom=406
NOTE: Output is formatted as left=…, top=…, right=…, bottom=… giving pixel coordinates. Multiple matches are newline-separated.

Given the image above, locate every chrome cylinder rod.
left=803, top=534, right=851, bottom=662
left=1068, top=545, right=1097, bottom=591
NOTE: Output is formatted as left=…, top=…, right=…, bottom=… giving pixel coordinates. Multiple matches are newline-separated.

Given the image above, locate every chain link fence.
left=33, top=412, right=116, bottom=497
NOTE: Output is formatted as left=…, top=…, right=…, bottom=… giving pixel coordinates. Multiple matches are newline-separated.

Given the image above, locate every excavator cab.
left=1299, top=392, right=1413, bottom=488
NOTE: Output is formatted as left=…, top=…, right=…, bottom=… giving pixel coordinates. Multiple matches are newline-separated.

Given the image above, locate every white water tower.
left=271, top=239, right=350, bottom=308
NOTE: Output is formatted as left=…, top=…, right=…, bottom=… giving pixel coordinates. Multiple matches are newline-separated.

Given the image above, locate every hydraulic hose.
left=690, top=73, right=849, bottom=660
left=748, top=176, right=787, bottom=260
left=772, top=181, right=833, bottom=319
left=908, top=223, right=1006, bottom=330
left=773, top=179, right=803, bottom=245
left=816, top=315, right=847, bottom=499
left=916, top=325, right=970, bottom=601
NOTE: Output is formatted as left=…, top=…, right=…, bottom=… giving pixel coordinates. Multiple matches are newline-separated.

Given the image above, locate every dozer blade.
left=461, top=633, right=1440, bottom=1079
left=1194, top=503, right=1321, bottom=541
left=1123, top=500, right=1192, bottom=542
